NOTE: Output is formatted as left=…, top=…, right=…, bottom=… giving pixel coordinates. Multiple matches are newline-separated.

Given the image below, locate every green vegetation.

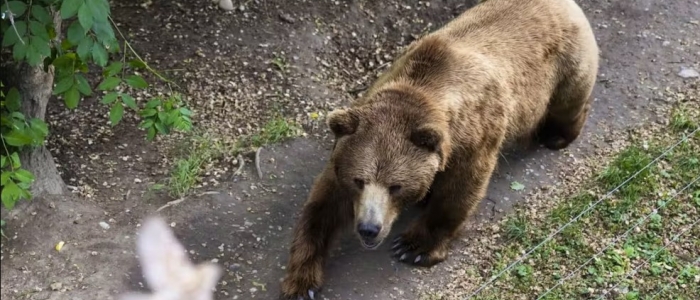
left=473, top=114, right=699, bottom=299
left=1, top=0, right=191, bottom=212
left=164, top=116, right=300, bottom=198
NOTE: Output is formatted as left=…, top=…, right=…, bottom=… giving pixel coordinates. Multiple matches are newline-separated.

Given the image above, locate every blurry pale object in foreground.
left=119, top=216, right=221, bottom=300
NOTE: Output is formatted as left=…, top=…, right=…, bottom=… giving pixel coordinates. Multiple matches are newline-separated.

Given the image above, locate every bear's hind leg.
left=392, top=148, right=499, bottom=267
left=537, top=62, right=596, bottom=150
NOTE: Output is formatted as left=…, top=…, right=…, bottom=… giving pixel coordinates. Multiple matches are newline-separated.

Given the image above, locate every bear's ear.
left=410, top=126, right=443, bottom=152
left=411, top=125, right=451, bottom=170
left=327, top=109, right=359, bottom=137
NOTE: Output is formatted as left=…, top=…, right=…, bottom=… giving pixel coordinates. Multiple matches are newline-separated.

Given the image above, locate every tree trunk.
left=16, top=63, right=66, bottom=196
left=3, top=10, right=65, bottom=196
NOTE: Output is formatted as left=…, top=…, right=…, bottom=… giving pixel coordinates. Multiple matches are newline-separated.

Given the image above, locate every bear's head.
left=327, top=89, right=451, bottom=249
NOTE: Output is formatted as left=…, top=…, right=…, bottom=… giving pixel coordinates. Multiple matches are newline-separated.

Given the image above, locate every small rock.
left=50, top=282, right=62, bottom=291
left=230, top=263, right=241, bottom=271
left=279, top=12, right=295, bottom=24
left=678, top=67, right=699, bottom=78
left=219, top=0, right=234, bottom=11
left=99, top=221, right=110, bottom=230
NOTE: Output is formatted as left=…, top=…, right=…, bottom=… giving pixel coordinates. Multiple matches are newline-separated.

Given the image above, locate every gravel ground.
left=1, top=0, right=699, bottom=299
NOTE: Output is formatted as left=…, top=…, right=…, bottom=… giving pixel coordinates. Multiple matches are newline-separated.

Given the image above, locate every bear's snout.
left=356, top=222, right=383, bottom=249
left=357, top=223, right=381, bottom=239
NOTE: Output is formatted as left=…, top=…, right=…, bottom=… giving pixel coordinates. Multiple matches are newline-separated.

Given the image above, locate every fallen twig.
left=156, top=191, right=220, bottom=212
left=255, top=147, right=263, bottom=179
left=156, top=197, right=185, bottom=212
left=233, top=154, right=245, bottom=176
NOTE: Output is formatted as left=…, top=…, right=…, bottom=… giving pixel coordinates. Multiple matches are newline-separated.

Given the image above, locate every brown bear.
left=280, top=0, right=599, bottom=298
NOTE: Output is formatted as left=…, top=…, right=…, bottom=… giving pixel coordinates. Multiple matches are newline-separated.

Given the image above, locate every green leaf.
left=75, top=74, right=92, bottom=96
left=1, top=181, right=22, bottom=210
left=103, top=62, right=123, bottom=77
left=53, top=76, right=75, bottom=95
left=77, top=3, right=94, bottom=32
left=125, top=75, right=148, bottom=89
left=12, top=37, right=28, bottom=61
left=97, top=77, right=121, bottom=91
left=64, top=86, right=81, bottom=109
left=145, top=99, right=161, bottom=109
left=32, top=36, right=51, bottom=58
left=86, top=0, right=109, bottom=22
left=3, top=130, right=33, bottom=147
left=92, top=19, right=115, bottom=43
left=10, top=111, right=26, bottom=121
left=60, top=0, right=83, bottom=19
left=179, top=107, right=193, bottom=116
left=66, top=21, right=86, bottom=45
left=29, top=118, right=49, bottom=137
left=10, top=152, right=20, bottom=168
left=29, top=20, right=49, bottom=40
left=157, top=111, right=170, bottom=124
left=140, top=108, right=157, bottom=117
left=510, top=181, right=525, bottom=191
left=5, top=88, right=21, bottom=111
left=0, top=156, right=6, bottom=168
left=76, top=37, right=93, bottom=60
left=101, top=92, right=118, bottom=104
left=139, top=119, right=154, bottom=129
left=2, top=20, right=26, bottom=47
left=12, top=169, right=35, bottom=184
left=121, top=94, right=138, bottom=110
left=2, top=1, right=28, bottom=17
left=146, top=126, right=156, bottom=141
left=0, top=172, right=11, bottom=186
left=25, top=41, right=42, bottom=66
left=91, top=43, right=108, bottom=67
left=109, top=103, right=124, bottom=126
left=128, top=59, right=147, bottom=69
left=154, top=121, right=169, bottom=134
left=31, top=5, right=52, bottom=24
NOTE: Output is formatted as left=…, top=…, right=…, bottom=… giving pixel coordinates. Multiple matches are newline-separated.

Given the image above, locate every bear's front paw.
left=390, top=234, right=448, bottom=267
left=280, top=274, right=321, bottom=300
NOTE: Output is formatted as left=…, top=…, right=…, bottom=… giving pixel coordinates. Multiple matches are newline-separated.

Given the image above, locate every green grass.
left=166, top=132, right=232, bottom=198
left=244, top=116, right=300, bottom=148
left=670, top=105, right=698, bottom=133
left=473, top=118, right=700, bottom=300
left=165, top=116, right=300, bottom=198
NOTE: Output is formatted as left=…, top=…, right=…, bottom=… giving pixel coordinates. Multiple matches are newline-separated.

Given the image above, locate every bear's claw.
left=282, top=288, right=317, bottom=300
left=390, top=235, right=446, bottom=267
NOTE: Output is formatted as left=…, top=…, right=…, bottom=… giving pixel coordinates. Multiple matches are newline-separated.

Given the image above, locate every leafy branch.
left=0, top=0, right=193, bottom=212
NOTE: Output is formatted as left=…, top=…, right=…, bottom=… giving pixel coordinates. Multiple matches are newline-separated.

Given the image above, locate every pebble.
left=219, top=0, right=234, bottom=11
left=677, top=67, right=699, bottom=78
left=50, top=282, right=62, bottom=291
left=99, top=221, right=110, bottom=230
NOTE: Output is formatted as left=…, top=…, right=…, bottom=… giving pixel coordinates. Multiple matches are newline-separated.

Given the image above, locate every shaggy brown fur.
left=280, top=0, right=599, bottom=298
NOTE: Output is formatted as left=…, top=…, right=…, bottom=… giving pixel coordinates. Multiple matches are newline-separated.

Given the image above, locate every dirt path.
left=1, top=0, right=698, bottom=299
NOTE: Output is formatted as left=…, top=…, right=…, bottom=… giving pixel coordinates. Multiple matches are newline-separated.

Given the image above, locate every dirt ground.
left=1, top=0, right=699, bottom=299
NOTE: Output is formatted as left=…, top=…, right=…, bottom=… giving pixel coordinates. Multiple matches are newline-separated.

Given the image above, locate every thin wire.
left=649, top=258, right=700, bottom=300
left=596, top=219, right=700, bottom=299
left=535, top=177, right=699, bottom=299
left=464, top=128, right=699, bottom=299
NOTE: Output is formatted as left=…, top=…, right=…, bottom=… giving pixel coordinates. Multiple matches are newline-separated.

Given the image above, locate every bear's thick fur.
left=281, top=0, right=599, bottom=298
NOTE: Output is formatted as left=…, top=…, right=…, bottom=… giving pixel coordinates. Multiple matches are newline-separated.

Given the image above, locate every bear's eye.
left=389, top=185, right=402, bottom=194
left=353, top=178, right=365, bottom=189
